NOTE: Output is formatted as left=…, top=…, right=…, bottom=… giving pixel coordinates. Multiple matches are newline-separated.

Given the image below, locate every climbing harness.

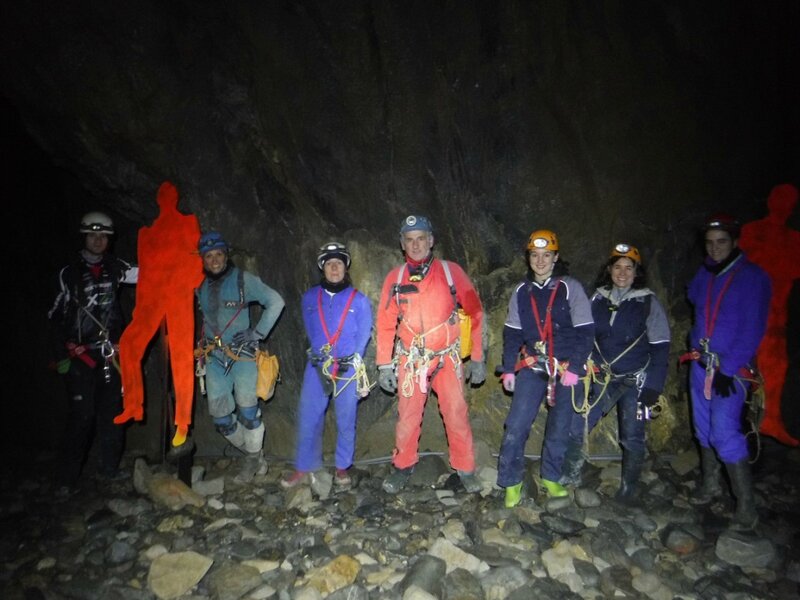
left=308, top=287, right=372, bottom=398
left=389, top=260, right=469, bottom=397
left=680, top=262, right=744, bottom=399
left=391, top=260, right=472, bottom=360
left=394, top=338, right=461, bottom=398
left=525, top=279, right=560, bottom=406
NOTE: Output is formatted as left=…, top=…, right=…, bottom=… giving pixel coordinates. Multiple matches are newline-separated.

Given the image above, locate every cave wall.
left=2, top=1, right=797, bottom=462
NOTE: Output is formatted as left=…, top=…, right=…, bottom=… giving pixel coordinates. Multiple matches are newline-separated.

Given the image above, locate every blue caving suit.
left=295, top=284, right=373, bottom=472
left=197, top=265, right=285, bottom=423
left=687, top=250, right=770, bottom=463
left=498, top=275, right=594, bottom=486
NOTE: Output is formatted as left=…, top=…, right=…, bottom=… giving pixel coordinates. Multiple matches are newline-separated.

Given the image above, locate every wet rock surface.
left=1, top=441, right=798, bottom=600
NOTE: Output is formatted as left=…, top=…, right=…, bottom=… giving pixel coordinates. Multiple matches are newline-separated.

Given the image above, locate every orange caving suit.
left=376, top=258, right=484, bottom=472
left=115, top=181, right=204, bottom=438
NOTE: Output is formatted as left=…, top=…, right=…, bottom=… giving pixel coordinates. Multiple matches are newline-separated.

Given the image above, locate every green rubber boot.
left=542, top=478, right=569, bottom=498
left=505, top=482, right=523, bottom=508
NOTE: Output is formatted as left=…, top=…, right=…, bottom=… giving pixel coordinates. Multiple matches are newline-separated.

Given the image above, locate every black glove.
left=466, top=361, right=487, bottom=385
left=232, top=328, right=261, bottom=346
left=378, top=365, right=398, bottom=394
left=638, top=388, right=660, bottom=408
left=712, top=372, right=735, bottom=397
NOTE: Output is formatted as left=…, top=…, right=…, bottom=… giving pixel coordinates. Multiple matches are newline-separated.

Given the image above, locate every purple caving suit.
left=687, top=250, right=771, bottom=463
left=294, top=284, right=373, bottom=472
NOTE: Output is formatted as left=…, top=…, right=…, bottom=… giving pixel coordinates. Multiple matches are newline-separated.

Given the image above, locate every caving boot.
left=725, top=459, right=759, bottom=531
left=504, top=482, right=523, bottom=508
left=689, top=446, right=723, bottom=505
left=559, top=439, right=586, bottom=487
left=614, top=451, right=645, bottom=506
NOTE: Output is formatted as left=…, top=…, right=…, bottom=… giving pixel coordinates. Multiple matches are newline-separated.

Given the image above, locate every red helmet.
left=703, top=212, right=740, bottom=238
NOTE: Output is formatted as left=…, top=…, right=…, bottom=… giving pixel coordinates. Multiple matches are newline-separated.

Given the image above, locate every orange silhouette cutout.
left=739, top=183, right=800, bottom=446
left=114, top=181, right=204, bottom=446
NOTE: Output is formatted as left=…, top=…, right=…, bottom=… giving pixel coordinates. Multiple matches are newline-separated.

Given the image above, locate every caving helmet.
left=610, top=243, right=641, bottom=264
left=703, top=212, right=740, bottom=238
left=198, top=231, right=229, bottom=255
left=399, top=215, right=433, bottom=235
left=80, top=211, right=114, bottom=235
left=527, top=229, right=559, bottom=252
left=317, top=241, right=351, bottom=270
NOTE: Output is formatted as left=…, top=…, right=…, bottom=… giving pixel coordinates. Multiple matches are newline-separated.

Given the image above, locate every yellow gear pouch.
left=458, top=308, right=472, bottom=360
left=256, top=350, right=280, bottom=400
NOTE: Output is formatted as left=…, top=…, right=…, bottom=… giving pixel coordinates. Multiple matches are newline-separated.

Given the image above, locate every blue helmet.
left=399, top=214, right=433, bottom=235
left=198, top=231, right=228, bottom=254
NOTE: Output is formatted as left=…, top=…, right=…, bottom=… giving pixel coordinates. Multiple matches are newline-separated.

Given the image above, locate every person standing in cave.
left=685, top=213, right=771, bottom=531
left=497, top=230, right=594, bottom=508
left=281, top=242, right=373, bottom=489
left=195, top=231, right=285, bottom=484
left=560, top=243, right=671, bottom=506
left=376, top=215, right=487, bottom=494
left=48, top=211, right=138, bottom=495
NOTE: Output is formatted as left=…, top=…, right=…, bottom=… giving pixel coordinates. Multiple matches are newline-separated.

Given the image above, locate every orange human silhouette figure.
left=739, top=183, right=800, bottom=446
left=114, top=181, right=204, bottom=446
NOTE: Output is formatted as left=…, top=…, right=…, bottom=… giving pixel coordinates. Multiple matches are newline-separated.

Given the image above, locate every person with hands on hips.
left=195, top=231, right=285, bottom=484
left=560, top=243, right=671, bottom=505
left=375, top=215, right=486, bottom=495
left=497, top=229, right=594, bottom=508
left=684, top=213, right=770, bottom=531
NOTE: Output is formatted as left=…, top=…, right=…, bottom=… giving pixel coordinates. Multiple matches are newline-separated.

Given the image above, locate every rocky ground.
left=1, top=438, right=798, bottom=600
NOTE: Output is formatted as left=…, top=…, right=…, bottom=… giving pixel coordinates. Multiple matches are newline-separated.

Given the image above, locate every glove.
left=560, top=370, right=579, bottom=387
left=712, top=372, right=735, bottom=397
left=378, top=365, right=398, bottom=394
left=466, top=361, right=487, bottom=385
left=232, top=328, right=261, bottom=346
left=639, top=388, right=660, bottom=408
left=501, top=372, right=516, bottom=393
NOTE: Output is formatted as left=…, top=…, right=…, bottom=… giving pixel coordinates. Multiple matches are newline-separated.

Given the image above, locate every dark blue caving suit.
left=498, top=275, right=594, bottom=486
left=570, top=287, right=671, bottom=457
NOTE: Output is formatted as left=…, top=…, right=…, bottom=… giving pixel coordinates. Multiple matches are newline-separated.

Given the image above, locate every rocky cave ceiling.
left=2, top=1, right=798, bottom=457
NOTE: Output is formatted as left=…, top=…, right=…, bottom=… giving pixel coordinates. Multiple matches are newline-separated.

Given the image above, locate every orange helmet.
left=527, top=229, right=559, bottom=252
left=610, top=243, right=641, bottom=264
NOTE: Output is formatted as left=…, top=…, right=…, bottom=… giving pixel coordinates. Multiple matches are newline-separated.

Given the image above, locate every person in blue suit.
left=282, top=242, right=373, bottom=489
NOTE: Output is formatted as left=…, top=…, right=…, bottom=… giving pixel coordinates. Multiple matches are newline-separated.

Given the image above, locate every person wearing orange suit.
left=113, top=182, right=204, bottom=452
left=376, top=215, right=486, bottom=494
left=739, top=183, right=800, bottom=447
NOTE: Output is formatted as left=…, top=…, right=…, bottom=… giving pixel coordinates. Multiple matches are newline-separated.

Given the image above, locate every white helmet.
left=316, top=241, right=351, bottom=270
left=80, top=211, right=114, bottom=234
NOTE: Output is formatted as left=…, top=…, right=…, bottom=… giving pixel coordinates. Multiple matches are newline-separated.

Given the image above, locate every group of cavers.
left=49, top=181, right=799, bottom=534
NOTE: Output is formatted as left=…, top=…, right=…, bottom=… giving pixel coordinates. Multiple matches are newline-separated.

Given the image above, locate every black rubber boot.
left=559, top=439, right=586, bottom=487
left=689, top=446, right=723, bottom=505
left=614, top=451, right=645, bottom=505
left=725, top=460, right=759, bottom=531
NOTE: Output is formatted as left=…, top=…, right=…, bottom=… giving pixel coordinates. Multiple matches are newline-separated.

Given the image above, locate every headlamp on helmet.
left=611, top=243, right=641, bottom=264
left=198, top=231, right=229, bottom=255
left=317, top=241, right=351, bottom=270
left=703, top=212, right=740, bottom=238
left=80, top=211, right=114, bottom=235
left=526, top=229, right=559, bottom=252
left=399, top=215, right=433, bottom=235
